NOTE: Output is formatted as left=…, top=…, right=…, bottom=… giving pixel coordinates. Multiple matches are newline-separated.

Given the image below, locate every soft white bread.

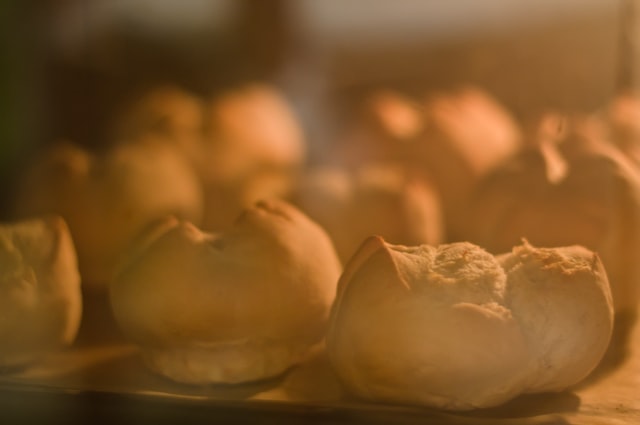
left=327, top=237, right=530, bottom=410
left=12, top=139, right=203, bottom=288
left=0, top=216, right=82, bottom=369
left=110, top=200, right=341, bottom=384
left=498, top=241, right=614, bottom=393
left=327, top=238, right=613, bottom=411
left=293, top=165, right=443, bottom=263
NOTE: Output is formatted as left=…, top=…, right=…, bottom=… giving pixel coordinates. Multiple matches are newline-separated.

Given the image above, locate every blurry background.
left=0, top=0, right=636, bottom=215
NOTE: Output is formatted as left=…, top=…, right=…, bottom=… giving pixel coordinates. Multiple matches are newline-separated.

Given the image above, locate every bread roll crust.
left=467, top=120, right=640, bottom=315
left=327, top=237, right=614, bottom=410
left=327, top=237, right=530, bottom=410
left=499, top=241, right=614, bottom=392
left=13, top=140, right=203, bottom=288
left=0, top=216, right=82, bottom=368
left=111, top=200, right=341, bottom=384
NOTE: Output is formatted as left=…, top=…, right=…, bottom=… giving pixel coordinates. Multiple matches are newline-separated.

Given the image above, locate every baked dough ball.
left=0, top=216, right=82, bottom=369
left=327, top=237, right=530, bottom=410
left=293, top=165, right=443, bottom=263
left=110, top=200, right=341, bottom=384
left=499, top=241, right=614, bottom=393
left=12, top=139, right=203, bottom=288
left=200, top=83, right=307, bottom=231
left=465, top=116, right=640, bottom=316
left=417, top=87, right=522, bottom=240
left=109, top=85, right=205, bottom=161
left=327, top=237, right=613, bottom=411
left=331, top=90, right=424, bottom=168
left=602, top=92, right=640, bottom=167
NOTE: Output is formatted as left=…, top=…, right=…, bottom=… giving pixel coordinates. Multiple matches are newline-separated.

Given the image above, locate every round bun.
left=498, top=241, right=614, bottom=392
left=465, top=117, right=640, bottom=316
left=331, top=90, right=424, bottom=167
left=293, top=165, right=443, bottom=262
left=327, top=237, right=530, bottom=410
left=110, top=85, right=205, bottom=161
left=327, top=237, right=613, bottom=411
left=200, top=83, right=306, bottom=231
left=12, top=139, right=203, bottom=288
left=417, top=87, right=522, bottom=239
left=603, top=92, right=640, bottom=167
left=0, top=215, right=82, bottom=369
left=110, top=199, right=341, bottom=384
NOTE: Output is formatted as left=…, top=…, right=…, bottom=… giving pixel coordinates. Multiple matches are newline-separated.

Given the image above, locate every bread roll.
left=110, top=85, right=205, bottom=162
left=294, top=165, right=443, bottom=263
left=0, top=216, right=82, bottom=369
left=110, top=200, right=341, bottom=384
left=12, top=139, right=203, bottom=288
left=602, top=92, right=640, bottom=167
left=465, top=116, right=640, bottom=317
left=498, top=241, right=614, bottom=392
left=200, top=83, right=306, bottom=231
left=416, top=87, right=522, bottom=240
left=327, top=237, right=613, bottom=410
left=331, top=90, right=423, bottom=168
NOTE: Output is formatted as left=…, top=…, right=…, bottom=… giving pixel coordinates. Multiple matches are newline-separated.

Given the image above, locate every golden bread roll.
left=417, top=87, right=522, bottom=239
left=602, top=92, right=640, bottom=167
left=200, top=83, right=306, bottom=231
left=110, top=85, right=205, bottom=162
left=294, top=165, right=443, bottom=263
left=499, top=241, right=613, bottom=392
left=332, top=90, right=423, bottom=168
left=0, top=216, right=82, bottom=369
left=465, top=116, right=640, bottom=317
left=110, top=200, right=341, bottom=384
left=12, top=139, right=203, bottom=288
left=327, top=238, right=613, bottom=410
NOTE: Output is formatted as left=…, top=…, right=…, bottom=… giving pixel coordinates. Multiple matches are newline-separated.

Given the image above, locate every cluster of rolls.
left=11, top=83, right=307, bottom=290
left=1, top=80, right=639, bottom=412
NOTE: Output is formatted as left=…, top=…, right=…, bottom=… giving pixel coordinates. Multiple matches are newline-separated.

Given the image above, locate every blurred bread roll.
left=0, top=216, right=82, bottom=369
left=601, top=92, right=640, bottom=167
left=327, top=238, right=613, bottom=410
left=417, top=87, right=522, bottom=240
left=12, top=139, right=203, bottom=288
left=465, top=116, right=640, bottom=317
left=294, top=165, right=443, bottom=262
left=331, top=90, right=423, bottom=168
left=499, top=241, right=614, bottom=392
left=110, top=200, right=341, bottom=384
left=109, top=85, right=205, bottom=162
left=200, top=83, right=307, bottom=231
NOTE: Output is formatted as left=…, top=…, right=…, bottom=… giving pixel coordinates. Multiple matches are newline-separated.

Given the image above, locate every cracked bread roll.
left=0, top=216, right=82, bottom=369
left=327, top=237, right=613, bottom=411
left=110, top=200, right=341, bottom=384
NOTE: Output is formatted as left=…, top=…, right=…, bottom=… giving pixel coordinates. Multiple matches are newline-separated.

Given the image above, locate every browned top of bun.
left=111, top=200, right=341, bottom=348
